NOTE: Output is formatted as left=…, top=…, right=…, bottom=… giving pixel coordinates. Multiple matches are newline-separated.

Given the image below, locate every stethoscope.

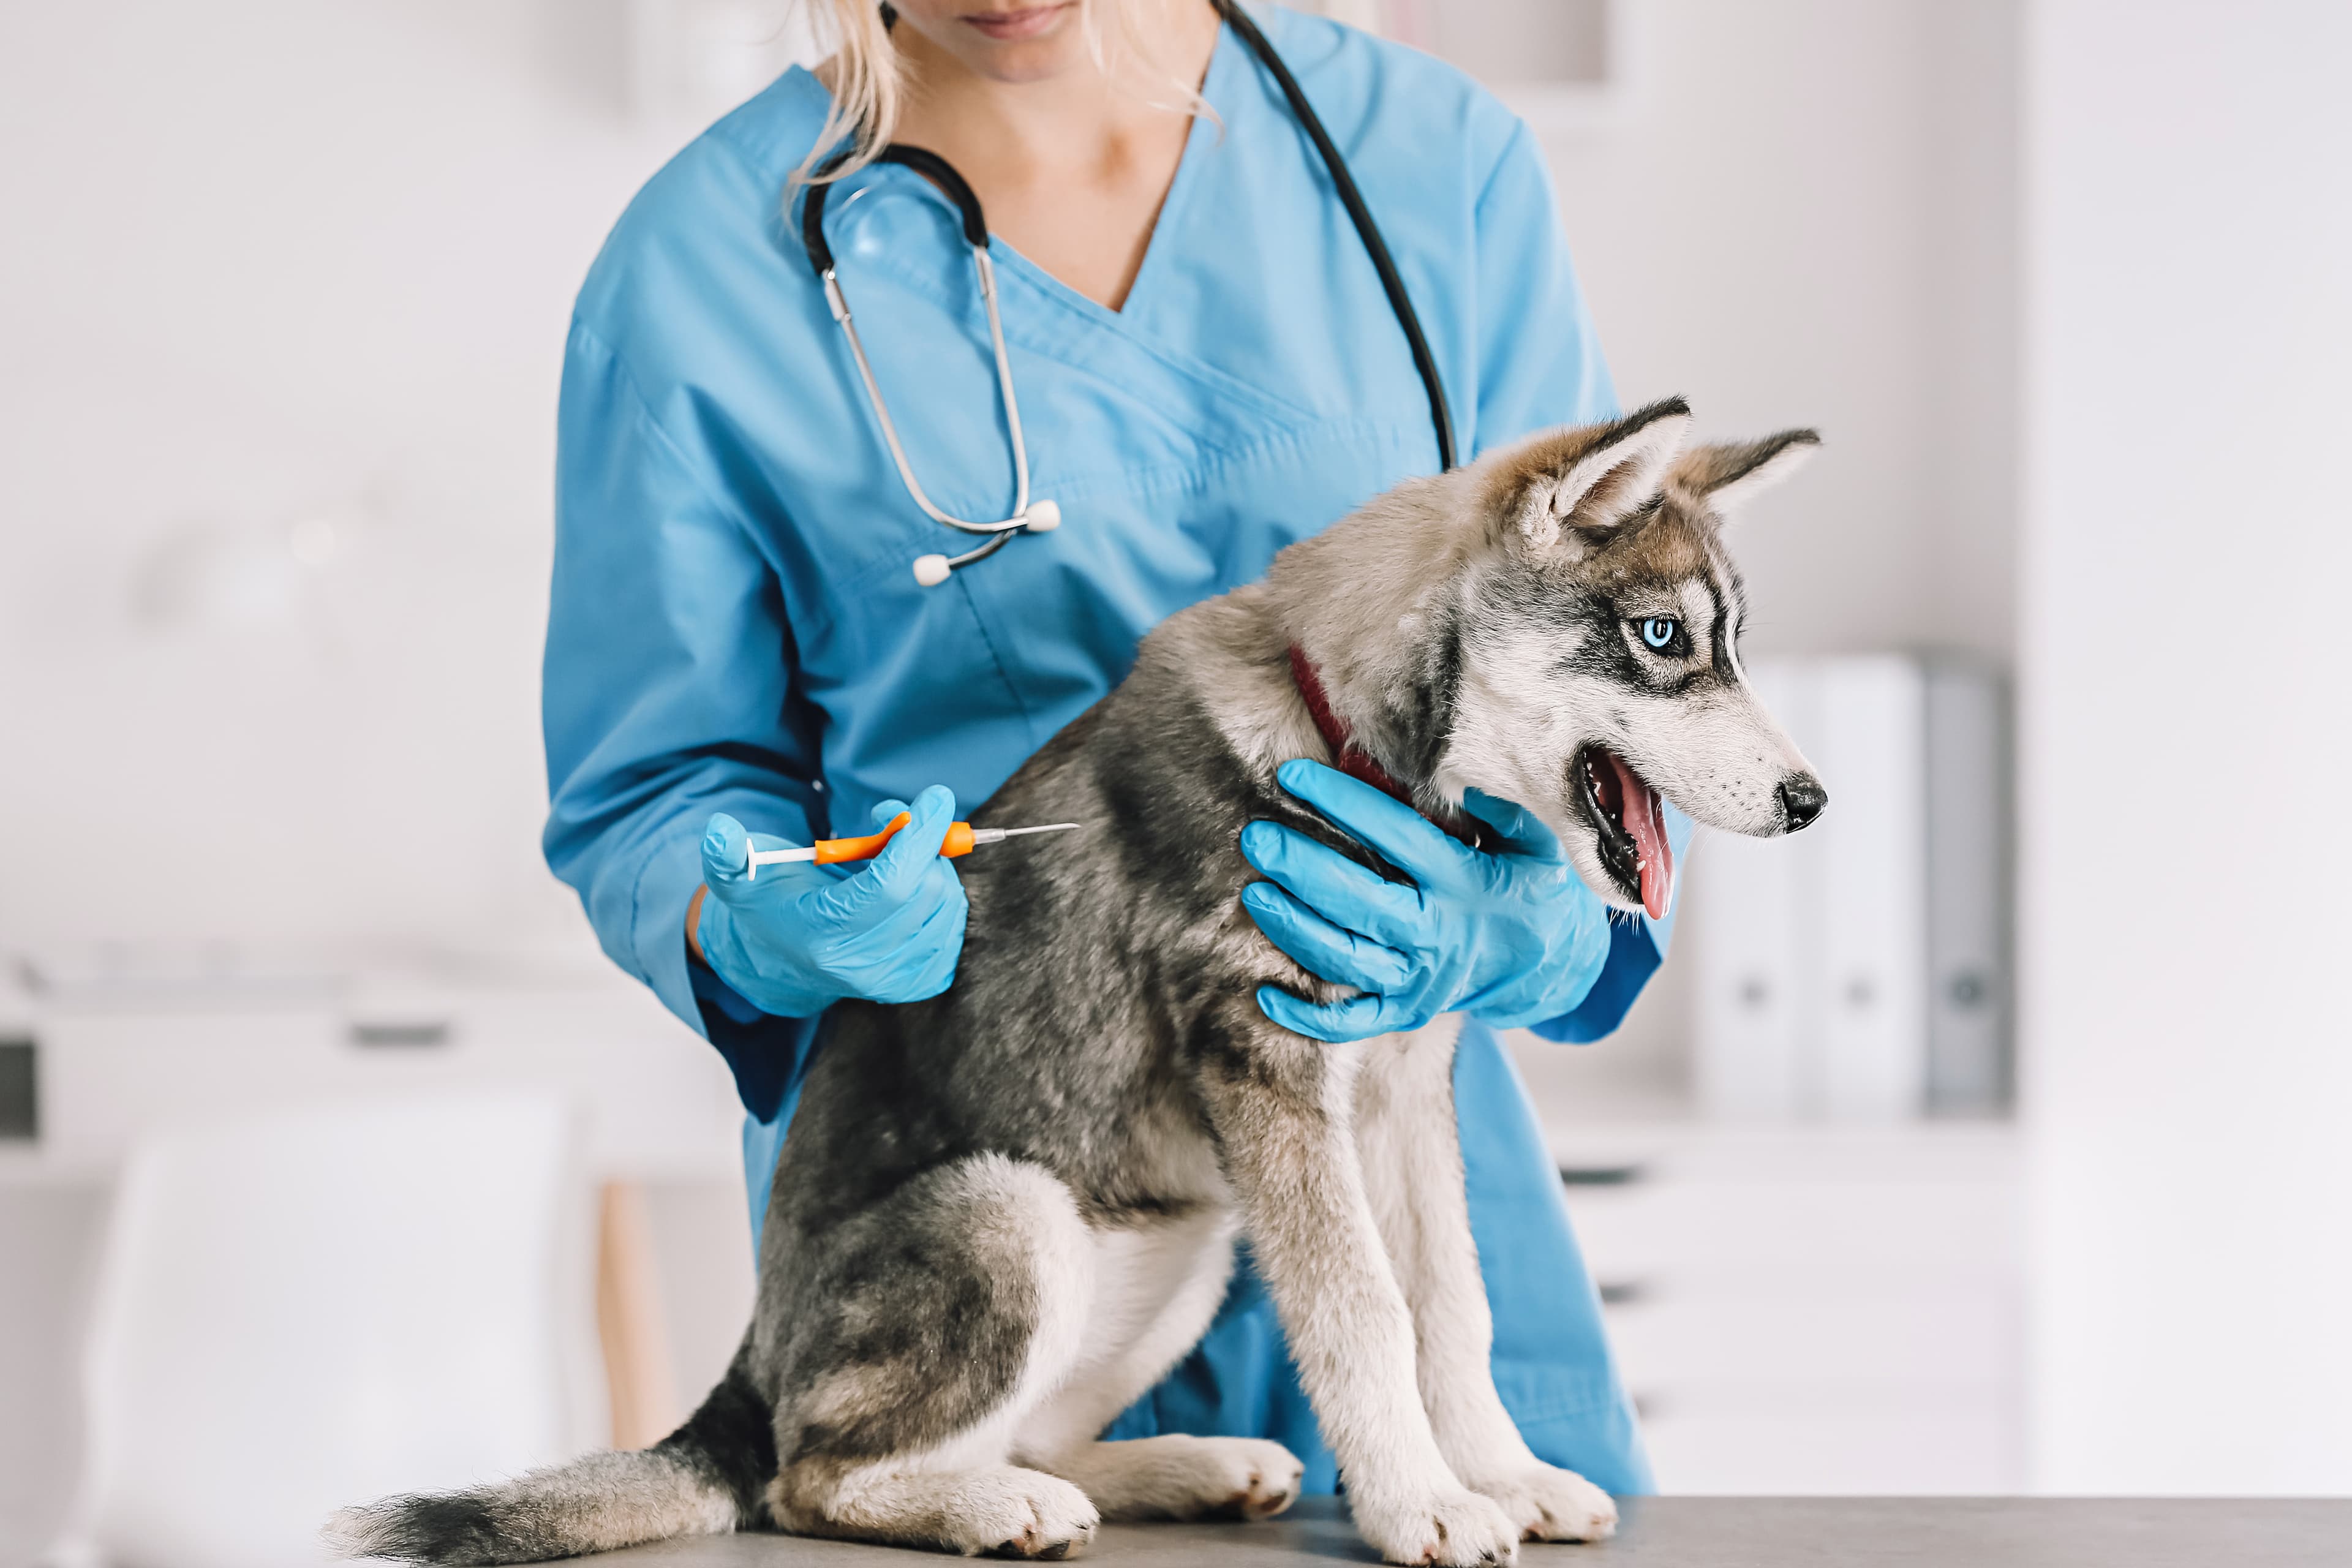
left=801, top=0, right=1455, bottom=587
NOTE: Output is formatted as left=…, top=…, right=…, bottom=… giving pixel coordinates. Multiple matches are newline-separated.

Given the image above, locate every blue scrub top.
left=546, top=6, right=1687, bottom=1498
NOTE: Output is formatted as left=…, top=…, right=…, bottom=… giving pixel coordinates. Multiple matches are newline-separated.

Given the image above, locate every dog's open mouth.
left=1577, top=745, right=1676, bottom=919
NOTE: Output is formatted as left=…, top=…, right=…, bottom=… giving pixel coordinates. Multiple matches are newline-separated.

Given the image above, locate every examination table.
left=589, top=1494, right=2349, bottom=1566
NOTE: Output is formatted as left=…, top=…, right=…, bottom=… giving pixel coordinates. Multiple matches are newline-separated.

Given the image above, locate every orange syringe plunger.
left=744, top=813, right=1079, bottom=878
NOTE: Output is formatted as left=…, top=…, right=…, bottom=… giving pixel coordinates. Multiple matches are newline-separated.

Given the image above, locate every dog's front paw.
left=1464, top=1464, right=1616, bottom=1543
left=953, top=1468, right=1099, bottom=1559
left=1352, top=1484, right=1521, bottom=1566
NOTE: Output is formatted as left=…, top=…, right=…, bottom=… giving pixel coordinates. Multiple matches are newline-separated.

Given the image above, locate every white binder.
left=1924, top=661, right=2011, bottom=1113
left=1814, top=658, right=1929, bottom=1121
left=1691, top=656, right=2005, bottom=1121
left=1692, top=662, right=1819, bottom=1119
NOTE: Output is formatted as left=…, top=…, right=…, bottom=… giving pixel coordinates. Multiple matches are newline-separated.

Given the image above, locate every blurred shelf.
left=1297, top=0, right=1638, bottom=135
left=0, top=969, right=741, bottom=1188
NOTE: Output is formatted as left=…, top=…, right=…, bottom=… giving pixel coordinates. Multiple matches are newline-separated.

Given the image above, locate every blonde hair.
left=794, top=0, right=1213, bottom=186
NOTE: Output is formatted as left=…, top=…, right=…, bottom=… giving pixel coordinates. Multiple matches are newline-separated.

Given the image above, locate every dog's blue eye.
left=1640, top=617, right=1679, bottom=651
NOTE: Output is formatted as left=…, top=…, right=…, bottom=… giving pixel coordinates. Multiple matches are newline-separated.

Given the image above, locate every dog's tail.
left=325, top=1358, right=775, bottom=1565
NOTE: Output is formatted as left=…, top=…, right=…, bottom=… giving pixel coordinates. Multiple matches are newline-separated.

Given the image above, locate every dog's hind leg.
left=1037, top=1434, right=1304, bottom=1523
left=1354, top=1024, right=1616, bottom=1544
left=761, top=1154, right=1101, bottom=1559
left=1014, top=1210, right=1304, bottom=1522
left=1196, top=1006, right=1520, bottom=1567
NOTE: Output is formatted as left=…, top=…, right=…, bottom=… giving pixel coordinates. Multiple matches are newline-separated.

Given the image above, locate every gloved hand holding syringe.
left=692, top=786, right=1076, bottom=1019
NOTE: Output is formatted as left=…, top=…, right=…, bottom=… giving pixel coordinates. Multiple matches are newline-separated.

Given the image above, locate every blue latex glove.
left=1241, top=760, right=1615, bottom=1042
left=695, top=784, right=968, bottom=1018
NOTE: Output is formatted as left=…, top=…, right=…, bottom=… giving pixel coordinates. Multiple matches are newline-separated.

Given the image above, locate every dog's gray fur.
left=331, top=401, right=1823, bottom=1566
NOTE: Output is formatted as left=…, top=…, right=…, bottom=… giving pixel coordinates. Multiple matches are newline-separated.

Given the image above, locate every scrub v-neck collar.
left=978, top=18, right=1239, bottom=325
left=789, top=16, right=1242, bottom=328
left=782, top=12, right=1322, bottom=474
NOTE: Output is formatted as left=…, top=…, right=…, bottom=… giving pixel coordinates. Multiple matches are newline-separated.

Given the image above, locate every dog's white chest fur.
left=1010, top=1205, right=1243, bottom=1463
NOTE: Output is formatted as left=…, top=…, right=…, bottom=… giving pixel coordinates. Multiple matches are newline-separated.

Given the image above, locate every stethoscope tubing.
left=799, top=1, right=1455, bottom=582
left=821, top=242, right=1033, bottom=538
left=806, top=147, right=1038, bottom=554
left=1210, top=0, right=1455, bottom=472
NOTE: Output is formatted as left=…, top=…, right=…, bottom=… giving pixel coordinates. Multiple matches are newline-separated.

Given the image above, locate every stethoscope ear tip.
left=911, top=553, right=953, bottom=587
left=1022, top=498, right=1061, bottom=533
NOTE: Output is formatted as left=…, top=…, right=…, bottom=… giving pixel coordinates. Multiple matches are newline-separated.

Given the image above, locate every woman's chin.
left=953, top=4, right=1087, bottom=76
left=964, top=36, right=1091, bottom=83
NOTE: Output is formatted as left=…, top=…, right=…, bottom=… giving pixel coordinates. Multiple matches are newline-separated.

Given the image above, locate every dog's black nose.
left=1777, top=774, right=1827, bottom=832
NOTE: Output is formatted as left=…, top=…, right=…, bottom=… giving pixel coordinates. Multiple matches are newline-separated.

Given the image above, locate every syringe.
left=746, top=813, right=1079, bottom=878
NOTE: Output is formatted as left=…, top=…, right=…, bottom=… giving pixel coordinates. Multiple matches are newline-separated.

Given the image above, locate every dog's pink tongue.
left=1603, top=751, right=1676, bottom=920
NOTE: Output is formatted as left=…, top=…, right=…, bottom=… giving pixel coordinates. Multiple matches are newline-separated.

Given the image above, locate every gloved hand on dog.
left=694, top=785, right=969, bottom=1018
left=1241, top=760, right=1615, bottom=1041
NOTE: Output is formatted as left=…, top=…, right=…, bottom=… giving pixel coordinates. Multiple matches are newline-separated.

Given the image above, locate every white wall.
left=1546, top=0, right=2017, bottom=667
left=0, top=2, right=674, bottom=968
left=2021, top=0, right=2352, bottom=1493
left=0, top=1, right=2015, bottom=974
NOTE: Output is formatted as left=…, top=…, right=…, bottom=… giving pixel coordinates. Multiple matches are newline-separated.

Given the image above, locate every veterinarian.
left=545, top=0, right=1691, bottom=1498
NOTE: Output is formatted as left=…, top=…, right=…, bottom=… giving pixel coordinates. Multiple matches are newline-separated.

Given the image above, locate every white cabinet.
left=1558, top=1123, right=2023, bottom=1494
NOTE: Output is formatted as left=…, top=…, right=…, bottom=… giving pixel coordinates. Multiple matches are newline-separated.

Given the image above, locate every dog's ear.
left=1672, top=430, right=1821, bottom=521
left=1506, top=399, right=1692, bottom=552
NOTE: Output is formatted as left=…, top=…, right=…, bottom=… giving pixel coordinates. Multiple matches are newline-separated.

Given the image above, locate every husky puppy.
left=333, top=399, right=1824, bottom=1567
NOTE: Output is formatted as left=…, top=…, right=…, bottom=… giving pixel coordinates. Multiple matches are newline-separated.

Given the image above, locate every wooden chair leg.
left=596, top=1178, right=681, bottom=1449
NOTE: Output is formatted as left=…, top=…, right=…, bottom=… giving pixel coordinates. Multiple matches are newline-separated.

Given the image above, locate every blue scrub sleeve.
left=544, top=321, right=829, bottom=1098
left=1463, top=121, right=1616, bottom=464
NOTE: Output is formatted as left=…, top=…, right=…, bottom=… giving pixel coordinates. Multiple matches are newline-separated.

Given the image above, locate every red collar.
left=1287, top=645, right=1479, bottom=845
